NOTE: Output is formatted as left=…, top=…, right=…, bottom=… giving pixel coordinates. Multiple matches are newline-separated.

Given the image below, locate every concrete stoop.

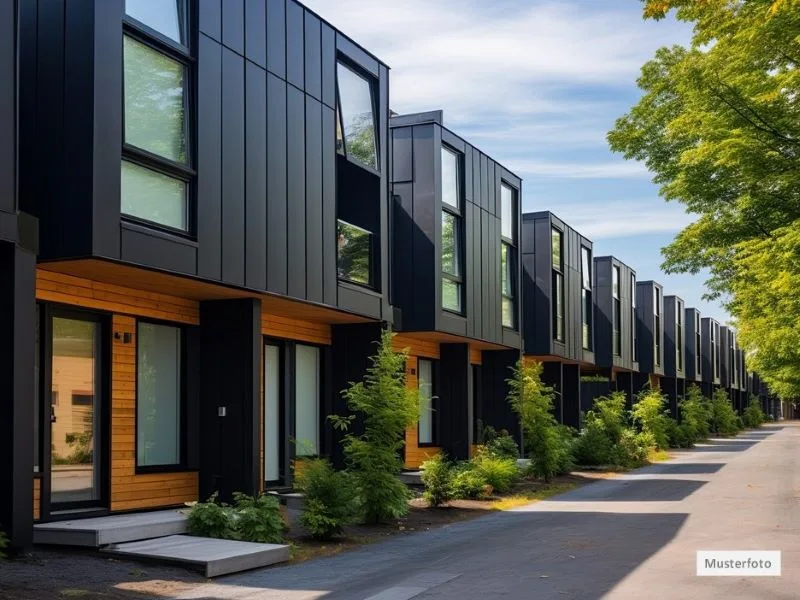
left=398, top=470, right=424, bottom=486
left=33, top=510, right=188, bottom=547
left=103, top=535, right=291, bottom=578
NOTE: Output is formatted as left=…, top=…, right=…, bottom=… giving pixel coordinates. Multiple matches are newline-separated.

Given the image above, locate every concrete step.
left=33, top=510, right=187, bottom=547
left=398, top=470, right=423, bottom=486
left=103, top=535, right=290, bottom=577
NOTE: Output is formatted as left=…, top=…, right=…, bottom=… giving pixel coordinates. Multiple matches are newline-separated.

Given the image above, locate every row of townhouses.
left=0, top=0, right=776, bottom=550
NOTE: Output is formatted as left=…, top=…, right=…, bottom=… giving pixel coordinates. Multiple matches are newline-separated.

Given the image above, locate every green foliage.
left=186, top=492, right=285, bottom=544
left=420, top=454, right=454, bottom=507
left=572, top=419, right=614, bottom=465
left=611, top=430, right=654, bottom=469
left=680, top=385, right=712, bottom=442
left=592, top=392, right=628, bottom=443
left=666, top=419, right=694, bottom=449
left=482, top=426, right=520, bottom=460
left=631, top=389, right=672, bottom=450
left=507, top=359, right=569, bottom=481
left=580, top=375, right=611, bottom=383
left=709, top=389, right=743, bottom=436
left=450, top=464, right=489, bottom=499
left=471, top=449, right=519, bottom=493
left=743, top=395, right=766, bottom=428
left=330, top=329, right=419, bottom=524
left=293, top=458, right=360, bottom=540
left=0, top=526, right=7, bottom=560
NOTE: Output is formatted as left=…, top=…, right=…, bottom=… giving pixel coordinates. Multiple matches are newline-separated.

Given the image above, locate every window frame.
left=551, top=227, right=564, bottom=342
left=580, top=246, right=592, bottom=351
left=335, top=58, right=380, bottom=175
left=654, top=287, right=661, bottom=367
left=134, top=318, right=187, bottom=474
left=121, top=11, right=196, bottom=237
left=676, top=301, right=684, bottom=371
left=263, top=340, right=286, bottom=487
left=293, top=342, right=324, bottom=459
left=417, top=358, right=438, bottom=447
left=500, top=182, right=518, bottom=329
left=612, top=265, right=621, bottom=357
left=441, top=145, right=464, bottom=315
left=336, top=219, right=375, bottom=289
left=696, top=317, right=702, bottom=375
left=631, top=273, right=637, bottom=362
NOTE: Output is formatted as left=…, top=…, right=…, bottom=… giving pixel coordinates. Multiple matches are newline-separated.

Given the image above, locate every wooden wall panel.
left=36, top=270, right=199, bottom=325
left=110, top=315, right=198, bottom=511
left=392, top=334, right=440, bottom=360
left=470, top=347, right=482, bottom=365
left=261, top=311, right=331, bottom=345
left=403, top=356, right=440, bottom=469
left=33, top=479, right=40, bottom=521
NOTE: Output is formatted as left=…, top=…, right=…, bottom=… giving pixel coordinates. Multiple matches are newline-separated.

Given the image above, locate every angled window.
left=418, top=359, right=436, bottom=445
left=612, top=265, right=621, bottom=356
left=631, top=273, right=637, bottom=362
left=654, top=287, right=661, bottom=367
left=337, top=220, right=372, bottom=287
left=581, top=246, right=592, bottom=350
left=441, top=146, right=463, bottom=313
left=137, top=322, right=182, bottom=468
left=122, top=7, right=192, bottom=232
left=676, top=301, right=684, bottom=371
left=500, top=183, right=518, bottom=328
left=336, top=62, right=378, bottom=170
left=552, top=228, right=564, bottom=342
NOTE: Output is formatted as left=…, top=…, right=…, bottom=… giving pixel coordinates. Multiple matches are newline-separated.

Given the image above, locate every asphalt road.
left=177, top=422, right=800, bottom=600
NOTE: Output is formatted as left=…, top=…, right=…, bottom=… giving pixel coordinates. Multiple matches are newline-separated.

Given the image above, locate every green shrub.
left=631, top=389, right=672, bottom=450
left=742, top=395, right=766, bottom=428
left=709, top=389, right=741, bottom=435
left=472, top=450, right=519, bottom=493
left=593, top=391, right=628, bottom=443
left=555, top=425, right=576, bottom=474
left=666, top=419, right=694, bottom=448
left=611, top=429, right=654, bottom=468
left=293, top=458, right=359, bottom=540
left=580, top=375, right=611, bottom=383
left=507, top=359, right=568, bottom=481
left=572, top=419, right=614, bottom=465
left=330, top=329, right=419, bottom=524
left=680, top=385, right=711, bottom=442
left=450, top=464, right=488, bottom=499
left=186, top=492, right=285, bottom=543
left=482, top=427, right=519, bottom=459
left=420, top=454, right=454, bottom=507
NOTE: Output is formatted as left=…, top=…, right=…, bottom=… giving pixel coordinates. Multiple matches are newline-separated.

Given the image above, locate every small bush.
left=631, top=389, right=671, bottom=450
left=187, top=493, right=233, bottom=539
left=293, top=458, right=360, bottom=540
left=742, top=396, right=766, bottom=428
left=187, top=492, right=285, bottom=544
left=709, top=389, right=741, bottom=436
left=680, top=385, right=711, bottom=442
left=420, top=454, right=454, bottom=507
left=572, top=419, right=614, bottom=465
left=611, top=429, right=653, bottom=468
left=450, top=464, right=489, bottom=499
left=472, top=450, right=519, bottom=493
left=484, top=428, right=520, bottom=460
left=593, top=392, right=628, bottom=443
left=666, top=419, right=694, bottom=448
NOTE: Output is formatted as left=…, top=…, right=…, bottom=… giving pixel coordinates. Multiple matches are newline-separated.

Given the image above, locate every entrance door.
left=48, top=312, right=105, bottom=510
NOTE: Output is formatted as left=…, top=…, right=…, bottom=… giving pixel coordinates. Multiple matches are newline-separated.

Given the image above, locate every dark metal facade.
left=701, top=317, right=722, bottom=387
left=635, top=281, right=665, bottom=378
left=684, top=308, right=702, bottom=383
left=593, top=256, right=638, bottom=373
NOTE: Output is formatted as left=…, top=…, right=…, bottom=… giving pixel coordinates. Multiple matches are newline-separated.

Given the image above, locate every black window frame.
left=654, top=287, right=661, bottom=367
left=676, top=301, right=684, bottom=371
left=696, top=317, right=702, bottom=375
left=441, top=145, right=464, bottom=315
left=580, top=246, right=592, bottom=351
left=612, top=265, right=621, bottom=357
left=551, top=227, right=564, bottom=342
left=631, top=273, right=637, bottom=361
left=417, top=358, right=439, bottom=447
left=122, top=4, right=196, bottom=238
left=500, top=182, right=518, bottom=330
left=134, top=318, right=188, bottom=474
left=336, top=219, right=375, bottom=289
left=335, top=58, right=380, bottom=175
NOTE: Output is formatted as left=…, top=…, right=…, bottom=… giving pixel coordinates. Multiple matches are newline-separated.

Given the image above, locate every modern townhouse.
left=684, top=307, right=703, bottom=389
left=7, top=0, right=403, bottom=547
left=591, top=256, right=638, bottom=408
left=520, top=212, right=594, bottom=428
left=634, top=280, right=665, bottom=396
left=701, top=317, right=722, bottom=397
left=389, top=110, right=523, bottom=465
left=662, top=295, right=686, bottom=418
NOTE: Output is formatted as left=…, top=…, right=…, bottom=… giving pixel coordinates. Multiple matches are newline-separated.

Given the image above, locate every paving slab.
left=103, top=534, right=290, bottom=578
left=33, top=510, right=187, bottom=547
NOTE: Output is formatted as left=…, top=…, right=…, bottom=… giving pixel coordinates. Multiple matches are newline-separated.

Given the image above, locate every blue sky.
left=304, top=0, right=730, bottom=323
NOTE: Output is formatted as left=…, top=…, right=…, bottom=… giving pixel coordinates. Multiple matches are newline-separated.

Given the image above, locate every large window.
left=441, top=146, right=463, bottom=313
left=631, top=274, right=637, bottom=361
left=712, top=324, right=719, bottom=378
left=552, top=228, right=564, bottom=342
left=418, top=359, right=435, bottom=445
left=264, top=344, right=281, bottom=483
left=336, top=62, right=378, bottom=170
left=676, top=301, right=684, bottom=371
left=501, top=184, right=517, bottom=328
left=581, top=246, right=592, bottom=350
left=123, top=1, right=192, bottom=232
left=337, top=220, right=372, bottom=287
left=696, top=317, right=702, bottom=374
left=612, top=265, right=621, bottom=356
left=654, top=287, right=661, bottom=367
left=295, top=345, right=321, bottom=457
left=137, top=322, right=182, bottom=468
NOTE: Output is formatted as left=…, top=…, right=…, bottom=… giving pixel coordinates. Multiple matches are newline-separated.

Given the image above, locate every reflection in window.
left=552, top=228, right=564, bottom=342
left=337, top=220, right=372, bottom=286
left=613, top=266, right=621, bottom=356
left=418, top=359, right=434, bottom=444
left=442, top=147, right=460, bottom=211
left=125, top=0, right=186, bottom=44
left=122, top=160, right=187, bottom=230
left=336, top=63, right=377, bottom=169
left=441, top=148, right=463, bottom=313
left=501, top=185, right=514, bottom=240
left=631, top=274, right=637, bottom=362
left=295, top=345, right=320, bottom=457
left=502, top=243, right=515, bottom=328
left=581, top=246, right=592, bottom=350
left=501, top=183, right=517, bottom=328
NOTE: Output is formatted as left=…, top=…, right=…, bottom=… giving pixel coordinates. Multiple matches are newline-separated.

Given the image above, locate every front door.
left=47, top=311, right=107, bottom=512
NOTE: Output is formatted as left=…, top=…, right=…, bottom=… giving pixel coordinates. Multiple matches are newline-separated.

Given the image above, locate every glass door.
left=49, top=313, right=104, bottom=509
left=264, top=343, right=283, bottom=486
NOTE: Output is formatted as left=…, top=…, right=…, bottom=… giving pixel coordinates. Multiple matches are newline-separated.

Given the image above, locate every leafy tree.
left=330, top=329, right=419, bottom=524
left=293, top=458, right=360, bottom=540
left=631, top=388, right=672, bottom=450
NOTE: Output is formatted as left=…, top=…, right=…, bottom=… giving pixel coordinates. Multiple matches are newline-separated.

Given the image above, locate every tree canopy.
left=608, top=0, right=800, bottom=397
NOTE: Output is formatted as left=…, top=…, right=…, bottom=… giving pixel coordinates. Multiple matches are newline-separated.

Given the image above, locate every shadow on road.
left=639, top=463, right=724, bottom=475
left=556, top=478, right=706, bottom=502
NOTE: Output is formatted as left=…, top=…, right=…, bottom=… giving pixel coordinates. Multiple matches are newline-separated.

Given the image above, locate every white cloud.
left=513, top=159, right=650, bottom=180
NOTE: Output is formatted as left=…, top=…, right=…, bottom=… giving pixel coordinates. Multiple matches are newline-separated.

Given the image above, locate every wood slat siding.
left=392, top=334, right=440, bottom=359
left=36, top=270, right=200, bottom=325
left=33, top=479, right=41, bottom=520
left=403, top=356, right=441, bottom=468
left=650, top=374, right=661, bottom=390
left=470, top=347, right=482, bottom=365
left=261, top=310, right=331, bottom=345
left=111, top=315, right=198, bottom=511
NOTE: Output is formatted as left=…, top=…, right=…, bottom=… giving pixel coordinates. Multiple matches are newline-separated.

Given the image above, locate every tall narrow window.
left=418, top=359, right=435, bottom=445
left=295, top=345, right=320, bottom=457
left=712, top=324, right=719, bottom=379
left=137, top=322, right=182, bottom=468
left=441, top=146, right=463, bottom=313
left=696, top=317, right=702, bottom=375
left=654, top=287, right=661, bottom=367
left=122, top=4, right=192, bottom=232
left=264, top=344, right=281, bottom=483
left=581, top=246, right=592, bottom=350
left=677, top=305, right=684, bottom=370
left=631, top=273, right=637, bottom=361
left=501, top=183, right=517, bottom=328
left=612, top=265, right=621, bottom=356
left=552, top=228, right=564, bottom=342
left=336, top=62, right=378, bottom=170
left=337, top=220, right=372, bottom=287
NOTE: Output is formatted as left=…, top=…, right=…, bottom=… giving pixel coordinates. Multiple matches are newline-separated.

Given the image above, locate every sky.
left=303, top=0, right=730, bottom=324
